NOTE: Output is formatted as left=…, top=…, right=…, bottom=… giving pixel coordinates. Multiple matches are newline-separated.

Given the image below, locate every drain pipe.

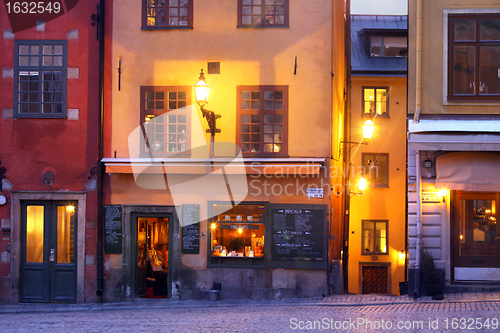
left=413, top=0, right=422, bottom=124
left=413, top=150, right=422, bottom=298
left=96, top=0, right=106, bottom=302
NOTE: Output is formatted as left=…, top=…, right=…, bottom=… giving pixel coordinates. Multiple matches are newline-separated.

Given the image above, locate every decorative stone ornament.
left=44, top=171, right=55, bottom=186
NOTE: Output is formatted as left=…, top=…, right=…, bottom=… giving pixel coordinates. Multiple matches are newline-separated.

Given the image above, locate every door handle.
left=49, top=248, right=55, bottom=262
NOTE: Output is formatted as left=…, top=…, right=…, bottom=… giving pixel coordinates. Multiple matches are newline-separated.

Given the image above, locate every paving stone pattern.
left=1, top=293, right=500, bottom=332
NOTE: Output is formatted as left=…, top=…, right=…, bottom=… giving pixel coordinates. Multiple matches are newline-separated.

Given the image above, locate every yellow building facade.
left=347, top=15, right=408, bottom=295
left=102, top=0, right=347, bottom=301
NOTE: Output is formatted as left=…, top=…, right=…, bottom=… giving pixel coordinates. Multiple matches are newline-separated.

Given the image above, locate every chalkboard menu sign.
left=182, top=204, right=200, bottom=254
left=270, top=207, right=324, bottom=260
left=104, top=205, right=122, bottom=254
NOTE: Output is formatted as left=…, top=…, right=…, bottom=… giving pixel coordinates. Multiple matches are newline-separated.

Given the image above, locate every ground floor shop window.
left=209, top=203, right=265, bottom=266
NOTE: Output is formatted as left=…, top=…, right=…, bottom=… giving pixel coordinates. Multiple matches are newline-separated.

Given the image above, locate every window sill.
left=363, top=114, right=389, bottom=118
left=237, top=25, right=289, bottom=29
left=14, top=114, right=67, bottom=119
left=362, top=253, right=388, bottom=256
left=141, top=26, right=193, bottom=31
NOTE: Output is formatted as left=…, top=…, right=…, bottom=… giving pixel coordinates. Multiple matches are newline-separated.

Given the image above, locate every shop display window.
left=209, top=203, right=265, bottom=266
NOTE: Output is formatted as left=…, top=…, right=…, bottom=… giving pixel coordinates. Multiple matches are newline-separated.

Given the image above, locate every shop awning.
left=436, top=152, right=500, bottom=191
left=408, top=119, right=500, bottom=151
left=102, top=158, right=325, bottom=176
left=408, top=133, right=500, bottom=151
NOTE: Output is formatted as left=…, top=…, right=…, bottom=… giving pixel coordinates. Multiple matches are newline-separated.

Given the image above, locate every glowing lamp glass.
left=66, top=205, right=75, bottom=213
left=194, top=70, right=209, bottom=105
left=358, top=177, right=367, bottom=193
left=437, top=189, right=448, bottom=197
left=211, top=223, right=216, bottom=230
left=362, top=120, right=374, bottom=140
left=238, top=228, right=243, bottom=234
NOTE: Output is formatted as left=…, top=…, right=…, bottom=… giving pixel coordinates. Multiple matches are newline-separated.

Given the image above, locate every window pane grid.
left=239, top=87, right=286, bottom=155
left=240, top=0, right=287, bottom=26
left=363, top=88, right=387, bottom=116
left=450, top=15, right=500, bottom=99
left=362, top=153, right=388, bottom=187
left=363, top=221, right=387, bottom=254
left=16, top=41, right=66, bottom=117
left=142, top=87, right=189, bottom=155
left=146, top=0, right=190, bottom=27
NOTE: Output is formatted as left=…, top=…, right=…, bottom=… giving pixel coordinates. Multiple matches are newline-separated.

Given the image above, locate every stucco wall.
left=408, top=0, right=500, bottom=115
left=111, top=0, right=333, bottom=159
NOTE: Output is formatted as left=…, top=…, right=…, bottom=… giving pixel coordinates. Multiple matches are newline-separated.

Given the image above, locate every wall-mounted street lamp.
left=194, top=69, right=221, bottom=138
left=339, top=120, right=375, bottom=158
left=350, top=177, right=367, bottom=196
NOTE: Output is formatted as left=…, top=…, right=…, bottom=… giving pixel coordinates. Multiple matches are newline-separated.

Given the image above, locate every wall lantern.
left=350, top=177, right=367, bottom=196
left=437, top=189, right=448, bottom=201
left=194, top=69, right=210, bottom=107
left=340, top=120, right=375, bottom=158
left=194, top=69, right=221, bottom=139
left=362, top=120, right=375, bottom=140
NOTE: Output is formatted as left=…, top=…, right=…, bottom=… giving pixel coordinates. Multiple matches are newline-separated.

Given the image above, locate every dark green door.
left=20, top=201, right=77, bottom=303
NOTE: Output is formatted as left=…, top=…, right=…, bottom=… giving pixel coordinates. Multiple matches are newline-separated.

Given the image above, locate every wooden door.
left=362, top=266, right=388, bottom=294
left=20, top=201, right=77, bottom=303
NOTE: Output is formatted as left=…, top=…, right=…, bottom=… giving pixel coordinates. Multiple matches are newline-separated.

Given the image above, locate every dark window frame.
left=141, top=0, right=194, bottom=30
left=14, top=40, right=67, bottom=118
left=362, top=86, right=389, bottom=117
left=362, top=153, right=389, bottom=188
left=236, top=85, right=289, bottom=156
left=237, top=0, right=289, bottom=28
left=139, top=86, right=191, bottom=156
left=361, top=220, right=388, bottom=255
left=448, top=14, right=500, bottom=101
left=369, top=35, right=408, bottom=58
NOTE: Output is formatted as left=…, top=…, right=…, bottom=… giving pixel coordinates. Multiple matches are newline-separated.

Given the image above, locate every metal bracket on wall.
left=91, top=5, right=100, bottom=41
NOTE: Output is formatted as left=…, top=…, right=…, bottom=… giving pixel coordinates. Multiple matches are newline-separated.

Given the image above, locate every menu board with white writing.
left=270, top=208, right=324, bottom=260
left=104, top=205, right=122, bottom=254
left=182, top=204, right=200, bottom=254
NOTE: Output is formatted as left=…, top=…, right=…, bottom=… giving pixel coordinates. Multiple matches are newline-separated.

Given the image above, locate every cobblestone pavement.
left=1, top=294, right=500, bottom=333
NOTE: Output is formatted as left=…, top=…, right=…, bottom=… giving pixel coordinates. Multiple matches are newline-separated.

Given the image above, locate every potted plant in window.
left=420, top=249, right=443, bottom=300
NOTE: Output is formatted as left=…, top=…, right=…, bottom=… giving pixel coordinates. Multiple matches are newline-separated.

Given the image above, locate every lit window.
left=238, top=0, right=289, bottom=27
left=362, top=87, right=388, bottom=116
left=237, top=86, right=288, bottom=155
left=140, top=87, right=190, bottom=155
left=143, top=0, right=193, bottom=29
left=362, top=220, right=387, bottom=254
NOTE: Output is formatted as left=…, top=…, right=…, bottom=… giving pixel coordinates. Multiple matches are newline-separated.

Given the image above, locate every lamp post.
left=194, top=70, right=221, bottom=156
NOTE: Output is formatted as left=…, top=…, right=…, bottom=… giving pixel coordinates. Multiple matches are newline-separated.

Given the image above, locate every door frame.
left=359, top=262, right=391, bottom=294
left=10, top=192, right=86, bottom=304
left=122, top=205, right=180, bottom=301
left=451, top=191, right=500, bottom=270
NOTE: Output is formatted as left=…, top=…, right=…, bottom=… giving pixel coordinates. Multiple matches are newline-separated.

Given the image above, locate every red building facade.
left=0, top=1, right=103, bottom=303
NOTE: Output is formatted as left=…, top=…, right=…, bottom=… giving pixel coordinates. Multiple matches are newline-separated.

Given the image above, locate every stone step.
left=445, top=283, right=500, bottom=294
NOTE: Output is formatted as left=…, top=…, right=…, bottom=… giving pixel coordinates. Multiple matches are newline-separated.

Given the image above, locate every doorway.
left=136, top=217, right=170, bottom=298
left=20, top=201, right=77, bottom=303
left=360, top=263, right=391, bottom=294
left=452, top=192, right=500, bottom=270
